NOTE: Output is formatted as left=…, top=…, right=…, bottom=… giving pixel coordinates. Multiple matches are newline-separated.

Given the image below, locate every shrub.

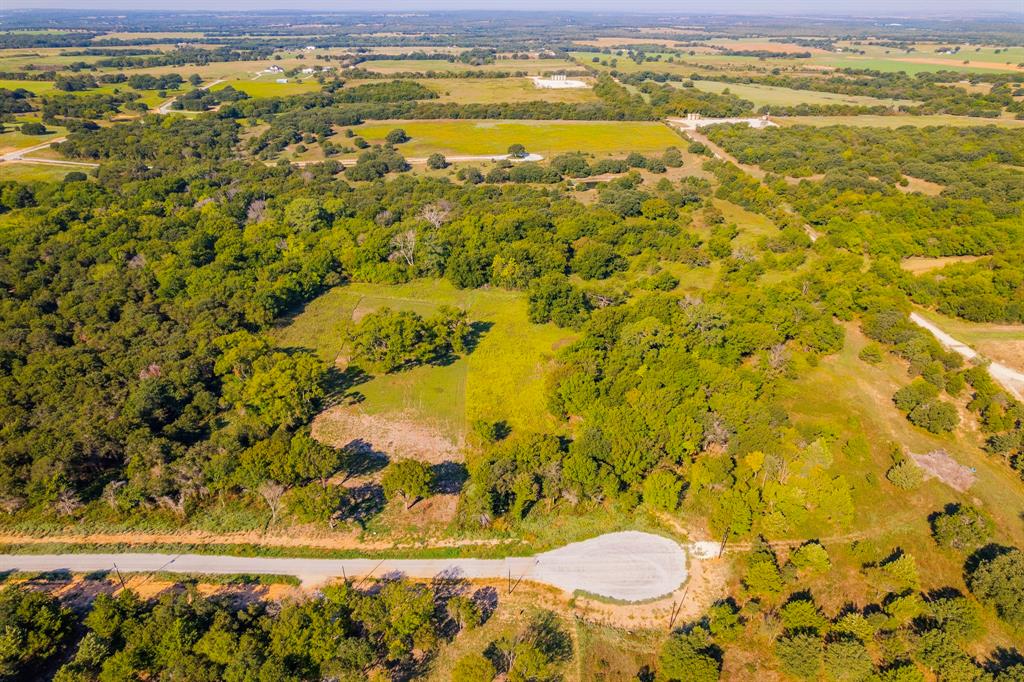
left=20, top=121, right=47, bottom=135
left=823, top=638, right=873, bottom=682
left=886, top=460, right=923, bottom=490
left=659, top=628, right=721, bottom=682
left=381, top=459, right=434, bottom=509
left=930, top=504, right=993, bottom=552
left=385, top=128, right=409, bottom=144
left=642, top=469, right=683, bottom=511
left=858, top=344, right=883, bottom=364
left=775, top=632, right=822, bottom=680
left=967, top=547, right=1024, bottom=628
left=426, top=152, right=447, bottom=169
left=790, top=542, right=831, bottom=573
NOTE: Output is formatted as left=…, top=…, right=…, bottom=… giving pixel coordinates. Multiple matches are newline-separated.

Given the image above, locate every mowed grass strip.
left=359, top=58, right=578, bottom=75
left=421, top=77, right=599, bottom=104
left=348, top=119, right=681, bottom=157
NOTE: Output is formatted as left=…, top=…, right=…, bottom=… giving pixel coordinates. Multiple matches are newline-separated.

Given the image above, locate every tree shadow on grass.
left=342, top=439, right=389, bottom=480
left=431, top=461, right=468, bottom=495
left=337, top=482, right=385, bottom=528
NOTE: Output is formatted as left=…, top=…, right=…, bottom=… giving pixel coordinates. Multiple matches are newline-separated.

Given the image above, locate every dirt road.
left=0, top=531, right=686, bottom=602
left=910, top=312, right=1024, bottom=400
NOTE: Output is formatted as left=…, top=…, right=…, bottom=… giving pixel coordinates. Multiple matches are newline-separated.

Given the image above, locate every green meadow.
left=688, top=79, right=917, bottom=108
left=347, top=119, right=682, bottom=158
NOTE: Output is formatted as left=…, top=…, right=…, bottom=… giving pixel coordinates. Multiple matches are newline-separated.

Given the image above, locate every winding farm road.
left=910, top=312, right=1024, bottom=400
left=0, top=531, right=687, bottom=602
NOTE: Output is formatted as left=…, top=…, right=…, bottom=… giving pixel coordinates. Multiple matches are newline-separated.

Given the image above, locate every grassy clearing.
left=346, top=119, right=682, bottom=158
left=575, top=621, right=661, bottom=681
left=913, top=307, right=1024, bottom=374
left=0, top=78, right=55, bottom=95
left=359, top=58, right=578, bottom=75
left=273, top=279, right=573, bottom=441
left=688, top=79, right=916, bottom=108
left=419, top=77, right=599, bottom=104
left=900, top=255, right=982, bottom=274
left=775, top=114, right=1024, bottom=128
left=0, top=123, right=67, bottom=154
left=211, top=77, right=322, bottom=97
left=786, top=324, right=1024, bottom=552
left=0, top=163, right=85, bottom=183
left=781, top=325, right=1024, bottom=650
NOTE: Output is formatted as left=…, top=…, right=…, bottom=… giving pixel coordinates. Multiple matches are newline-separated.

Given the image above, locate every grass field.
left=913, top=307, right=1024, bottom=374
left=346, top=119, right=682, bottom=157
left=358, top=58, right=578, bottom=75
left=783, top=322, right=1024, bottom=643
left=419, top=77, right=599, bottom=104
left=0, top=163, right=85, bottom=183
left=272, top=279, right=574, bottom=441
left=0, top=79, right=55, bottom=95
left=776, top=114, right=1024, bottom=128
left=0, top=120, right=68, bottom=154
left=211, top=77, right=322, bottom=97
left=900, top=255, right=982, bottom=274
left=688, top=79, right=917, bottom=108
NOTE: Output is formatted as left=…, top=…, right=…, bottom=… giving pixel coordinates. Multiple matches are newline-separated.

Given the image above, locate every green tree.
left=790, top=542, right=831, bottom=573
left=775, top=632, right=822, bottom=680
left=426, top=152, right=448, bottom=169
left=643, top=469, right=683, bottom=512
left=824, top=638, right=873, bottom=682
left=0, top=586, right=73, bottom=678
left=507, top=143, right=527, bottom=159
left=659, top=628, right=721, bottom=682
left=967, top=548, right=1024, bottom=628
left=381, top=459, right=433, bottom=509
left=931, top=505, right=993, bottom=552
left=385, top=128, right=409, bottom=144
left=452, top=652, right=495, bottom=682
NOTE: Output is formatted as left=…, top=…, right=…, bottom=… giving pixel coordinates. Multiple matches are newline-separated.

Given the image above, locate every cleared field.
left=211, top=77, right=322, bottom=97
left=346, top=119, right=682, bottom=157
left=357, top=58, right=578, bottom=75
left=776, top=114, right=1024, bottom=128
left=0, top=162, right=84, bottom=183
left=420, top=77, right=598, bottom=103
left=688, top=79, right=916, bottom=108
left=272, top=279, right=573, bottom=442
left=0, top=79, right=55, bottom=95
left=0, top=121, right=67, bottom=154
left=900, top=255, right=982, bottom=274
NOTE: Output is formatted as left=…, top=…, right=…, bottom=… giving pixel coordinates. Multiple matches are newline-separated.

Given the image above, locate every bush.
left=789, top=542, right=831, bottom=573
left=823, top=638, right=873, bottom=682
left=642, top=469, right=683, bottom=511
left=967, top=547, right=1024, bottom=628
left=859, top=343, right=883, bottom=364
left=507, top=143, right=527, bottom=159
left=381, top=459, right=434, bottom=509
left=20, top=121, right=47, bottom=135
left=886, top=460, right=923, bottom=490
left=659, top=628, right=721, bottom=682
left=930, top=504, right=993, bottom=552
left=426, top=152, right=447, bottom=169
left=775, top=632, right=822, bottom=680
left=63, top=171, right=88, bottom=182
left=907, top=400, right=959, bottom=434
left=457, top=166, right=483, bottom=184
left=385, top=128, right=409, bottom=144
left=453, top=652, right=495, bottom=682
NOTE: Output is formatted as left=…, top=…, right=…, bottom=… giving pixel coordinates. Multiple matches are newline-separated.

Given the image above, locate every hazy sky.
left=4, top=0, right=1021, bottom=13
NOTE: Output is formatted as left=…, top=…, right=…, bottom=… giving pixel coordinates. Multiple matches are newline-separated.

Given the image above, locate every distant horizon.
left=2, top=1, right=1021, bottom=17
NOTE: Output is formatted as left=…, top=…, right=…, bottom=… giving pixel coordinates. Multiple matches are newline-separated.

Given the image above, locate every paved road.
left=911, top=312, right=1024, bottom=400
left=1, top=136, right=99, bottom=168
left=0, top=531, right=687, bottom=602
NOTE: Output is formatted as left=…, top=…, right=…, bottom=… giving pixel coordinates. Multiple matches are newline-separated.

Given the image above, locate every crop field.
left=687, top=79, right=917, bottom=108
left=272, top=279, right=573, bottom=441
left=346, top=119, right=682, bottom=157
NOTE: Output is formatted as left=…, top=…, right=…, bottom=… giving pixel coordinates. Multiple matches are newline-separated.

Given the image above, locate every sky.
left=3, top=0, right=1021, bottom=13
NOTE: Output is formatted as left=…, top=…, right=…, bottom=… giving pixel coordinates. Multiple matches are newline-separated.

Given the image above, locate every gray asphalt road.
left=0, top=531, right=687, bottom=602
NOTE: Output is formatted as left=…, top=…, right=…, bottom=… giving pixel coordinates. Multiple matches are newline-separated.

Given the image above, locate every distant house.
left=267, top=65, right=284, bottom=74
left=304, top=45, right=316, bottom=51
left=276, top=78, right=289, bottom=84
left=301, top=68, right=316, bottom=74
